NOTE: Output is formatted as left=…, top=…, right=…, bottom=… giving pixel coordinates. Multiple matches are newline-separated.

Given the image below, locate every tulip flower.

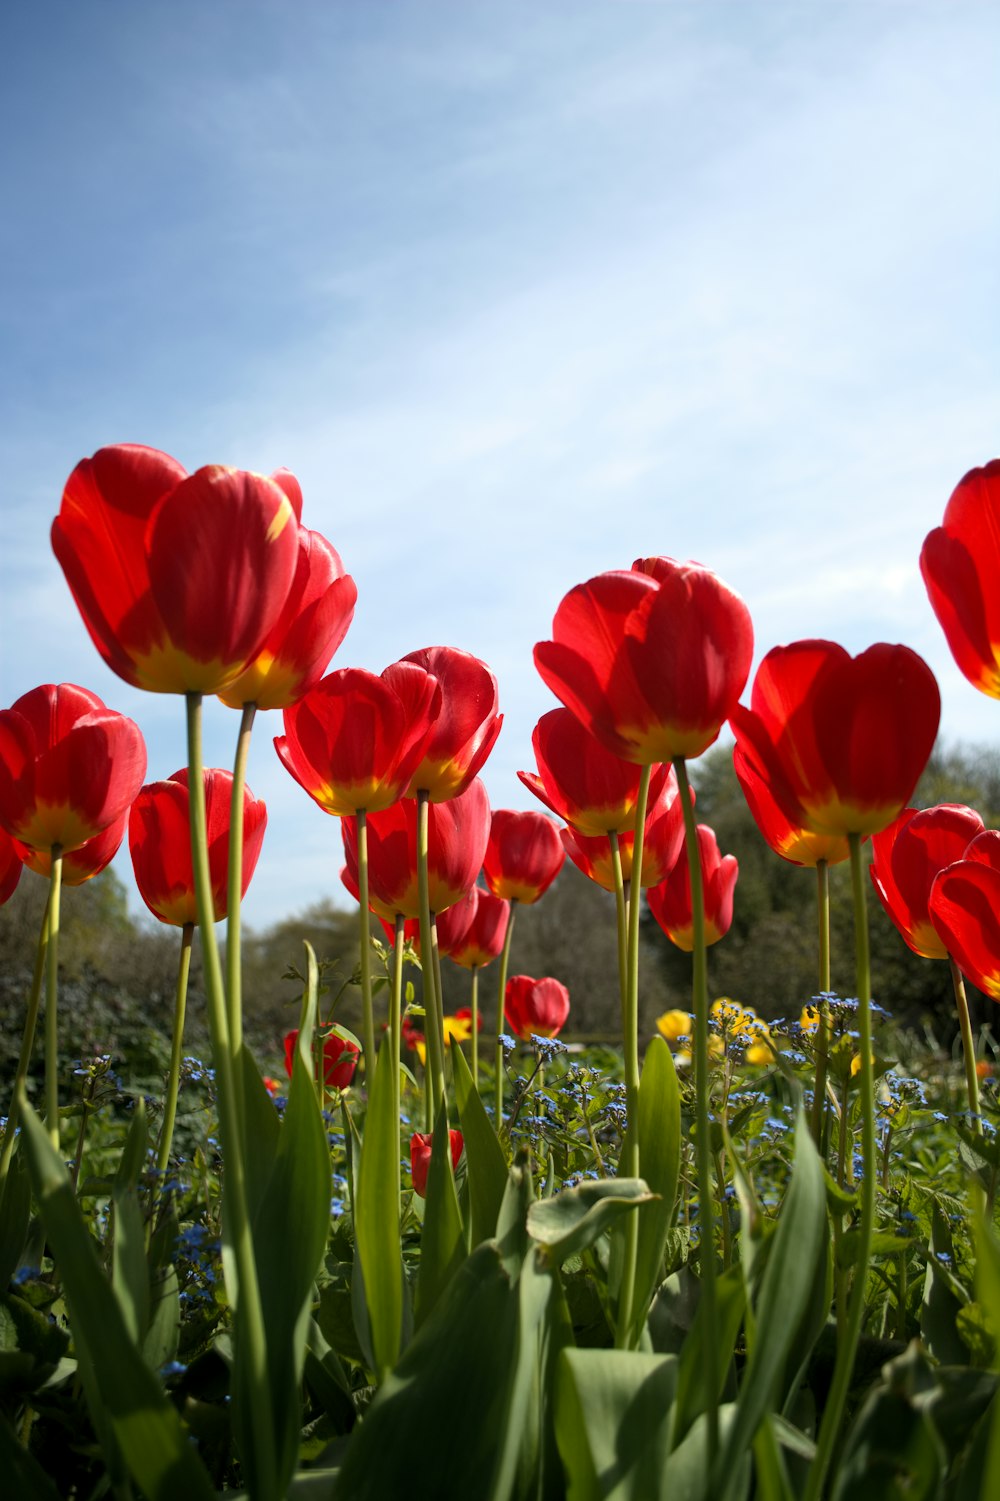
left=483, top=808, right=564, bottom=904
left=276, top=663, right=441, bottom=817
left=284, top=1029, right=359, bottom=1091
left=129, top=769, right=267, bottom=927
left=16, top=813, right=127, bottom=886
left=0, top=683, right=146, bottom=854
left=218, top=526, right=357, bottom=711
left=438, top=887, right=510, bottom=969
left=503, top=975, right=571, bottom=1040
left=559, top=769, right=688, bottom=892
left=0, top=828, right=23, bottom=905
left=518, top=707, right=670, bottom=837
left=920, top=460, right=1000, bottom=697
left=647, top=824, right=738, bottom=951
left=410, top=1129, right=464, bottom=1198
left=733, top=744, right=850, bottom=869
left=929, top=832, right=1000, bottom=999
left=871, top=804, right=985, bottom=959
left=398, top=646, right=502, bottom=801
left=656, top=1009, right=693, bottom=1043
left=53, top=445, right=301, bottom=694
left=730, top=640, right=940, bottom=839
left=534, top=557, right=753, bottom=765
left=342, top=777, right=491, bottom=921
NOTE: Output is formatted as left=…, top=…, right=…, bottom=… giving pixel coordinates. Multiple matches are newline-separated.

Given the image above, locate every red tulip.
left=438, top=886, right=510, bottom=968
left=646, top=824, right=737, bottom=951
left=534, top=557, right=753, bottom=765
left=929, top=833, right=1000, bottom=998
left=0, top=684, right=146, bottom=854
left=920, top=460, right=1000, bottom=698
left=53, top=445, right=300, bottom=694
left=219, top=526, right=357, bottom=710
left=558, top=768, right=688, bottom=892
left=453, top=1005, right=484, bottom=1032
left=730, top=640, right=940, bottom=838
left=483, top=809, right=564, bottom=904
left=284, top=1028, right=359, bottom=1090
left=276, top=663, right=441, bottom=817
left=733, top=744, right=850, bottom=868
left=342, top=778, right=491, bottom=920
left=398, top=646, right=502, bottom=801
left=15, top=812, right=127, bottom=887
left=517, top=707, right=671, bottom=838
left=410, top=1128, right=464, bottom=1198
left=0, top=828, right=23, bottom=904
left=871, top=805, right=985, bottom=959
left=504, top=975, right=571, bottom=1040
left=129, top=768, right=267, bottom=926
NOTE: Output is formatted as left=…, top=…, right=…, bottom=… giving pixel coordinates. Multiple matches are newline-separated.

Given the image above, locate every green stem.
left=186, top=692, right=275, bottom=1495
left=156, top=923, right=194, bottom=1175
left=355, top=810, right=378, bottom=1085
left=805, top=831, right=876, bottom=1501
left=614, top=765, right=651, bottom=1351
left=392, top=914, right=405, bottom=1215
left=950, top=956, right=982, bottom=1135
left=494, top=901, right=518, bottom=1129
left=470, top=967, right=480, bottom=1088
left=416, top=791, right=446, bottom=1111
left=609, top=831, right=628, bottom=1011
left=70, top=1074, right=96, bottom=1192
left=226, top=702, right=255, bottom=1086
left=0, top=892, right=50, bottom=1203
left=673, top=756, right=718, bottom=1460
left=811, top=860, right=831, bottom=1147
left=45, top=850, right=64, bottom=1150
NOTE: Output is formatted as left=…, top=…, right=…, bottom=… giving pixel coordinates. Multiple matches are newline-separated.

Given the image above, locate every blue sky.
left=2, top=1, right=999, bottom=928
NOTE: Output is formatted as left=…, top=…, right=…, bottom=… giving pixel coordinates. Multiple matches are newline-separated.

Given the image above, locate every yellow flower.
left=676, top=1034, right=725, bottom=1067
left=745, top=1035, right=776, bottom=1066
left=850, top=1052, right=875, bottom=1078
left=443, top=1014, right=473, bottom=1045
left=800, top=1004, right=820, bottom=1032
left=656, top=1009, right=694, bottom=1043
left=711, top=997, right=745, bottom=1029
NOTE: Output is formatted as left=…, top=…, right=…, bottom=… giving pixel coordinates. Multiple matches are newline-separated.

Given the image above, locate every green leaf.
left=490, top=1244, right=555, bottom=1501
left=0, top=1290, right=70, bottom=1398
left=18, top=1095, right=215, bottom=1501
left=920, top=1204, right=969, bottom=1367
left=972, top=1206, right=1000, bottom=1499
left=354, top=1034, right=403, bottom=1379
left=527, top=1179, right=655, bottom=1265
left=452, top=1039, right=509, bottom=1246
left=141, top=1265, right=180, bottom=1376
left=112, top=1099, right=150, bottom=1343
left=554, top=1347, right=678, bottom=1500
left=622, top=1037, right=681, bottom=1348
left=0, top=1410, right=62, bottom=1500
left=0, top=1148, right=32, bottom=1289
left=712, top=1111, right=827, bottom=1501
left=671, top=1263, right=746, bottom=1445
left=830, top=1342, right=946, bottom=1501
left=416, top=1098, right=466, bottom=1326
left=665, top=1403, right=746, bottom=1501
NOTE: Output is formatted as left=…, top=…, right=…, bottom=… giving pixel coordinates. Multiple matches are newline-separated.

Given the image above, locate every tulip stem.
left=226, top=701, right=256, bottom=1127
left=811, top=860, right=832, bottom=1148
left=614, top=765, right=651, bottom=1351
left=494, top=901, right=517, bottom=1128
left=0, top=892, right=50, bottom=1205
left=391, top=915, right=404, bottom=1135
left=355, top=810, right=378, bottom=1086
left=673, top=756, right=719, bottom=1461
left=950, top=957, right=982, bottom=1135
left=156, top=923, right=194, bottom=1176
left=805, top=831, right=876, bottom=1501
left=186, top=693, right=276, bottom=1496
left=416, top=791, right=446, bottom=1113
left=609, top=832, right=628, bottom=1012
left=44, top=849, right=64, bottom=1151
left=470, top=967, right=480, bottom=1087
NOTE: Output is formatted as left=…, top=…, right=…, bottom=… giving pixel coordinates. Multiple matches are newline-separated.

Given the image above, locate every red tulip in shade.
left=438, top=887, right=510, bottom=969
left=559, top=770, right=688, bottom=892
left=920, top=461, right=1000, bottom=698
left=504, top=975, right=571, bottom=1040
left=733, top=744, right=850, bottom=869
left=729, top=640, right=941, bottom=839
left=871, top=805, right=986, bottom=960
left=341, top=778, right=491, bottom=921
left=483, top=809, right=564, bottom=904
left=284, top=1029, right=359, bottom=1091
left=53, top=445, right=301, bottom=694
left=398, top=646, right=502, bottom=801
left=219, top=526, right=357, bottom=710
left=129, top=769, right=267, bottom=926
left=534, top=557, right=753, bottom=765
left=410, top=1129, right=464, bottom=1198
left=16, top=812, right=127, bottom=887
left=275, top=663, right=441, bottom=816
left=518, top=707, right=671, bottom=838
left=0, top=828, right=23, bottom=904
left=0, top=684, right=146, bottom=854
left=928, top=832, right=1000, bottom=998
left=647, top=824, right=738, bottom=951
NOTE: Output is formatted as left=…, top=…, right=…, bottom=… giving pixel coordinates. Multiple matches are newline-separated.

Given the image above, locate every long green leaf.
left=671, top=1263, right=746, bottom=1445
left=489, top=1244, right=554, bottom=1501
left=112, top=1099, right=149, bottom=1344
left=354, top=1035, right=402, bottom=1379
left=452, top=1039, right=509, bottom=1246
left=554, top=1347, right=679, bottom=1500
left=18, top=1095, right=215, bottom=1501
left=416, top=1098, right=465, bottom=1326
left=626, top=1036, right=681, bottom=1347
